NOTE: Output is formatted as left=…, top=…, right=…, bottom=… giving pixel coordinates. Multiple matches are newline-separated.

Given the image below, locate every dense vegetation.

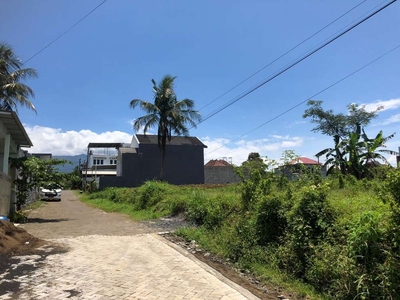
left=82, top=168, right=400, bottom=299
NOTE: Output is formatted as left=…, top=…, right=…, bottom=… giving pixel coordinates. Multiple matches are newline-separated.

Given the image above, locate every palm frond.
left=133, top=114, right=159, bottom=133
left=315, top=148, right=332, bottom=157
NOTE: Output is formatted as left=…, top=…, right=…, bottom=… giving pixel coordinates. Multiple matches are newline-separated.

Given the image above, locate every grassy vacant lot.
left=81, top=170, right=400, bottom=299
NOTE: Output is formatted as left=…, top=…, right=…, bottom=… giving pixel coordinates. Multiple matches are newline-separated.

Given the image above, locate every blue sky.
left=1, top=0, right=400, bottom=165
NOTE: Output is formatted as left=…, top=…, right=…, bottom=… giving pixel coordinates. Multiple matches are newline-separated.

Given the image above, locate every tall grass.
left=81, top=171, right=400, bottom=299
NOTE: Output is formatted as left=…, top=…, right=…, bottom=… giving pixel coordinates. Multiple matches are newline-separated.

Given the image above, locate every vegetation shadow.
left=27, top=218, right=70, bottom=223
left=0, top=243, right=68, bottom=297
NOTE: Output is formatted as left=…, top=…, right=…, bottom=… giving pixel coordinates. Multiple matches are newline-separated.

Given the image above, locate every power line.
left=131, top=1, right=396, bottom=159
left=198, top=0, right=368, bottom=112
left=204, top=42, right=400, bottom=158
left=199, top=0, right=396, bottom=125
left=23, top=0, right=108, bottom=64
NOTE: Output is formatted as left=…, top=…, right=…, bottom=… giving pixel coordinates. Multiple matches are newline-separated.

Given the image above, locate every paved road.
left=0, top=191, right=259, bottom=300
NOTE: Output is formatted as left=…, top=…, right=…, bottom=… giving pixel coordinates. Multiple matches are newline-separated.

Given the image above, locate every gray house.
left=99, top=134, right=207, bottom=189
left=0, top=110, right=33, bottom=216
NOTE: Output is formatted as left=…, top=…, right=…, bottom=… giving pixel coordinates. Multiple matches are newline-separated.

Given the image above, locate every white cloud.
left=202, top=135, right=304, bottom=165
left=23, top=125, right=132, bottom=155
left=382, top=113, right=400, bottom=125
left=284, top=120, right=307, bottom=128
left=362, top=98, right=400, bottom=112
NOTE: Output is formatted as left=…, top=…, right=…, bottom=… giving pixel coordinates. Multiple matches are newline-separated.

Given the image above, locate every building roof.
left=289, top=157, right=320, bottom=165
left=87, top=142, right=124, bottom=149
left=135, top=134, right=207, bottom=148
left=0, top=110, right=33, bottom=147
left=205, top=159, right=232, bottom=167
left=119, top=147, right=137, bottom=154
left=32, top=153, right=52, bottom=159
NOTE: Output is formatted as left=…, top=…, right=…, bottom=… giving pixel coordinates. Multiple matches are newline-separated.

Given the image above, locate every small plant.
left=8, top=211, right=28, bottom=223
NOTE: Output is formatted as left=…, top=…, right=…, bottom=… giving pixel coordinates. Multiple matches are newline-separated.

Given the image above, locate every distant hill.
left=53, top=154, right=87, bottom=173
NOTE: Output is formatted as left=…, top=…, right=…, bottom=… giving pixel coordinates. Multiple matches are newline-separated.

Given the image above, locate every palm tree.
left=130, top=75, right=201, bottom=180
left=0, top=43, right=38, bottom=113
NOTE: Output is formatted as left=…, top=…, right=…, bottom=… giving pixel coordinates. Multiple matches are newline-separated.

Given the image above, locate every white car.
left=40, top=185, right=62, bottom=201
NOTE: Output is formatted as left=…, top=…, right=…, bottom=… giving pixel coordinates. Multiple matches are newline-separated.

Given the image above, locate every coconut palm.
left=0, top=43, right=37, bottom=113
left=130, top=75, right=201, bottom=180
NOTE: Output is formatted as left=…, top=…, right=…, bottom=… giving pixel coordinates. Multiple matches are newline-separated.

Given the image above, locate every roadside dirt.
left=0, top=220, right=46, bottom=256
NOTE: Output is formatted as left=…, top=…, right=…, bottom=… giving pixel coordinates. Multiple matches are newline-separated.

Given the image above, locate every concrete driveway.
left=0, top=190, right=259, bottom=300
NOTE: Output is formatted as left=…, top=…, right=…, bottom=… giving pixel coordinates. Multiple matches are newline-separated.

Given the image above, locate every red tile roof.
left=289, top=157, right=320, bottom=165
left=205, top=159, right=232, bottom=167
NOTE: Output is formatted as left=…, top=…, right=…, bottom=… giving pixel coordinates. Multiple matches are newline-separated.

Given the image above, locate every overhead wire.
left=204, top=42, right=400, bottom=158
left=23, top=0, right=108, bottom=64
left=199, top=0, right=396, bottom=125
left=198, top=0, right=368, bottom=112
left=130, top=0, right=396, bottom=159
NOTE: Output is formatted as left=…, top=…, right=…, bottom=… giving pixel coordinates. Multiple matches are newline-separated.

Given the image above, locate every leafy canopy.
left=0, top=43, right=38, bottom=113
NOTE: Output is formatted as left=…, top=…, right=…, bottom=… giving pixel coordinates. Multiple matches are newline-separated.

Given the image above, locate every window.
left=93, top=160, right=96, bottom=165
left=100, top=160, right=104, bottom=165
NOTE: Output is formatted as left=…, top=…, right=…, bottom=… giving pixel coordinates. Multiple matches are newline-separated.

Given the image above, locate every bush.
left=241, top=170, right=271, bottom=211
left=279, top=184, right=336, bottom=277
left=186, top=189, right=239, bottom=230
left=256, top=195, right=287, bottom=246
left=136, top=181, right=167, bottom=209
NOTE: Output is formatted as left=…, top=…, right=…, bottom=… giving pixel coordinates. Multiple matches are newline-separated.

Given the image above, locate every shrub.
left=279, top=184, right=336, bottom=277
left=347, top=211, right=395, bottom=299
left=256, top=195, right=287, bottom=246
left=137, top=181, right=167, bottom=209
left=241, top=170, right=271, bottom=211
left=186, top=189, right=239, bottom=230
left=226, top=214, right=258, bottom=262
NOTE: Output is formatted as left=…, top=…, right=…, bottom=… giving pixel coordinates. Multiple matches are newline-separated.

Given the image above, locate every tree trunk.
left=160, top=149, right=165, bottom=181
left=159, top=135, right=167, bottom=181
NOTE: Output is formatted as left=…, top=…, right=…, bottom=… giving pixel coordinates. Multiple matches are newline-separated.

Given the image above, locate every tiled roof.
left=136, top=134, right=207, bottom=147
left=205, top=159, right=232, bottom=167
left=289, top=157, right=320, bottom=165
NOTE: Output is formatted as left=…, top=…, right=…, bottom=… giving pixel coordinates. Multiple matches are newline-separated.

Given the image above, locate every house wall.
left=204, top=166, right=241, bottom=184
left=0, top=171, right=11, bottom=216
left=99, top=144, right=205, bottom=189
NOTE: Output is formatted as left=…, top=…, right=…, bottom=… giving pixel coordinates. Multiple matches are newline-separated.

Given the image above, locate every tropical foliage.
left=304, top=100, right=396, bottom=178
left=0, top=43, right=37, bottom=113
left=130, top=75, right=201, bottom=179
left=236, top=152, right=273, bottom=179
left=10, top=156, right=68, bottom=210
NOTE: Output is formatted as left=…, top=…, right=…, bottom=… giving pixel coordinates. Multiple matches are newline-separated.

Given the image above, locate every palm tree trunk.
left=160, top=149, right=165, bottom=180
left=159, top=135, right=167, bottom=181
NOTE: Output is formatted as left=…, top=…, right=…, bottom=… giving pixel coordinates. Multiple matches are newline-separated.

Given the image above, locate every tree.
left=239, top=152, right=268, bottom=178
left=10, top=156, right=68, bottom=210
left=303, top=100, right=382, bottom=176
left=130, top=75, right=201, bottom=180
left=303, top=100, right=381, bottom=139
left=0, top=43, right=37, bottom=113
left=316, top=124, right=396, bottom=178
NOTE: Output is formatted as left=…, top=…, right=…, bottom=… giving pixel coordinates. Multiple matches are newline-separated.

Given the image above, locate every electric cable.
left=198, top=0, right=368, bottom=112
left=23, top=0, right=108, bottom=64
left=199, top=0, right=396, bottom=125
left=204, top=42, right=400, bottom=159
